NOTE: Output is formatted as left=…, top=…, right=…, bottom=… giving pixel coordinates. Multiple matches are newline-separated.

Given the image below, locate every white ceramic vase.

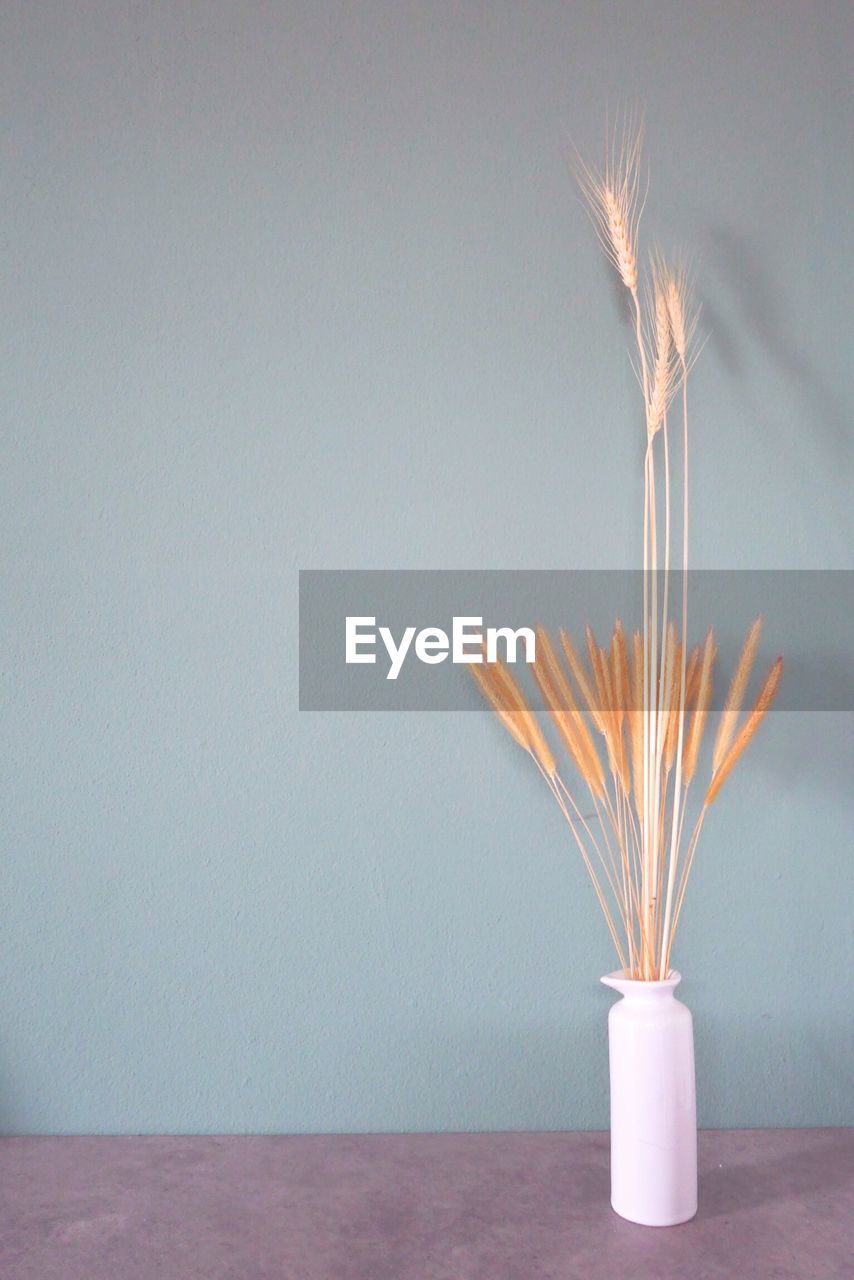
left=601, top=969, right=697, bottom=1226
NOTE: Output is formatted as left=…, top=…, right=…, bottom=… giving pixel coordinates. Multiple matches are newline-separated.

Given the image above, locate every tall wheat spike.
left=532, top=627, right=605, bottom=797
left=663, top=261, right=697, bottom=365
left=613, top=621, right=631, bottom=724
left=491, top=659, right=557, bottom=778
left=601, top=638, right=630, bottom=794
left=573, top=112, right=643, bottom=296
left=561, top=629, right=606, bottom=733
left=712, top=615, right=763, bottom=774
left=469, top=661, right=530, bottom=754
left=611, top=622, right=632, bottom=792
left=705, top=657, right=783, bottom=805
left=682, top=629, right=715, bottom=785
left=683, top=644, right=701, bottom=709
left=647, top=265, right=676, bottom=436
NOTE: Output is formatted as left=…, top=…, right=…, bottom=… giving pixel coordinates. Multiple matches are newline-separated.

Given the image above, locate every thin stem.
left=666, top=802, right=708, bottom=971
left=541, top=765, right=628, bottom=969
left=558, top=776, right=626, bottom=917
left=631, top=282, right=653, bottom=976
left=658, top=365, right=690, bottom=975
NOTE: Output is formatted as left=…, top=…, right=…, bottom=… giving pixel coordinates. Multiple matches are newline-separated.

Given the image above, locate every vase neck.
left=601, top=969, right=682, bottom=1000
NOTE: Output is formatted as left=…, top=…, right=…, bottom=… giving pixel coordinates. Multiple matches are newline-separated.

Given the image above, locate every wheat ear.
left=705, top=657, right=783, bottom=805
left=682, top=628, right=715, bottom=785
left=663, top=260, right=698, bottom=365
left=571, top=109, right=644, bottom=297
left=601, top=637, right=630, bottom=794
left=612, top=621, right=631, bottom=723
left=585, top=628, right=626, bottom=789
left=560, top=630, right=605, bottom=733
left=532, top=627, right=605, bottom=797
left=469, top=662, right=530, bottom=753
left=712, top=615, right=763, bottom=774
left=647, top=266, right=675, bottom=436
left=611, top=622, right=632, bottom=793
left=491, top=659, right=557, bottom=778
left=683, top=644, right=701, bottom=709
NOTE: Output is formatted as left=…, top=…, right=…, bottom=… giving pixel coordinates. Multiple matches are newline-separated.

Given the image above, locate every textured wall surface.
left=1, top=1, right=851, bottom=1133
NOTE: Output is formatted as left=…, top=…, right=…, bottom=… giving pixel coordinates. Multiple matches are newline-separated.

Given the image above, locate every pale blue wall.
left=1, top=1, right=851, bottom=1133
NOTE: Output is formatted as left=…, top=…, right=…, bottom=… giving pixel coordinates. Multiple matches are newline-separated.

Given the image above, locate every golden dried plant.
left=471, top=117, right=782, bottom=978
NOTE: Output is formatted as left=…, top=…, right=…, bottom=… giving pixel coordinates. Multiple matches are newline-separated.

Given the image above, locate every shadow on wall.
left=700, top=226, right=851, bottom=468
left=768, top=705, right=852, bottom=799
left=694, top=1008, right=854, bottom=1131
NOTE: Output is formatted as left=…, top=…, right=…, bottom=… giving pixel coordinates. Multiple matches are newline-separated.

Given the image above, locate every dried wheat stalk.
left=470, top=116, right=781, bottom=978
left=713, top=615, right=763, bottom=774
left=706, top=657, right=783, bottom=805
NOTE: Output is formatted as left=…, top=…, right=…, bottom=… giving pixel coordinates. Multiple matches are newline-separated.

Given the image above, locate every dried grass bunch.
left=473, top=118, right=782, bottom=979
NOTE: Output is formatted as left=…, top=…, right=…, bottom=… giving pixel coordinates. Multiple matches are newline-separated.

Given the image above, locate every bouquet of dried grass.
left=473, top=119, right=782, bottom=979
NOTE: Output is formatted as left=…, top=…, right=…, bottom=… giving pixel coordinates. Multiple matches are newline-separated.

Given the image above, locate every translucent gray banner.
left=299, top=570, right=852, bottom=712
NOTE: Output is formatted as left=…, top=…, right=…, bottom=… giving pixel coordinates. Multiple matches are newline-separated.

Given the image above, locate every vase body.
left=601, top=969, right=697, bottom=1226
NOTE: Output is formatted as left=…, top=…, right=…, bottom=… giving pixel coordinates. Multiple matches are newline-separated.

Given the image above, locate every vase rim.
left=601, top=968, right=682, bottom=993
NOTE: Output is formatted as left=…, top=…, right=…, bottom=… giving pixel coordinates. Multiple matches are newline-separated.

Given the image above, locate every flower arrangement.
left=471, top=119, right=782, bottom=980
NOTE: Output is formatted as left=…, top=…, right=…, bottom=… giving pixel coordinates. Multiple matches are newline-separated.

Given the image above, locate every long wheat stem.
left=541, top=764, right=628, bottom=968
left=659, top=362, right=690, bottom=975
